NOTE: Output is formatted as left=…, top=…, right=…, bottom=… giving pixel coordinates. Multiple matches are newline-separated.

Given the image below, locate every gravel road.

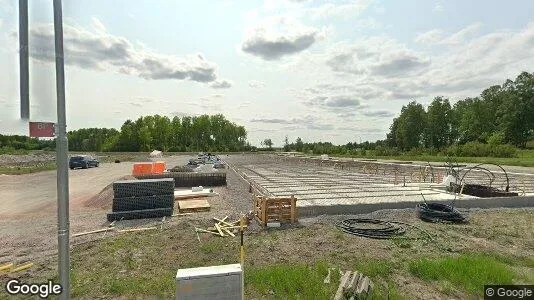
left=0, top=156, right=189, bottom=217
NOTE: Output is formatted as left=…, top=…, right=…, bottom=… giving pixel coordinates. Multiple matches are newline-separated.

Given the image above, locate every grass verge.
left=408, top=253, right=517, bottom=295
left=337, top=149, right=534, bottom=167
left=245, top=262, right=337, bottom=299
left=0, top=162, right=56, bottom=175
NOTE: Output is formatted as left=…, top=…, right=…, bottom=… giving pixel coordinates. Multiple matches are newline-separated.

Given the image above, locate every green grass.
left=0, top=162, right=56, bottom=175
left=354, top=258, right=395, bottom=278
left=409, top=253, right=516, bottom=295
left=333, top=149, right=534, bottom=167
left=0, top=152, right=148, bottom=175
left=245, top=262, right=337, bottom=300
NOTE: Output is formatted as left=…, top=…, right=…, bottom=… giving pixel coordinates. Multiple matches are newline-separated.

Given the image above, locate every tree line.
left=386, top=72, right=534, bottom=150
left=0, top=114, right=250, bottom=153
left=2, top=72, right=532, bottom=157
left=113, top=114, right=248, bottom=152
left=272, top=72, right=534, bottom=158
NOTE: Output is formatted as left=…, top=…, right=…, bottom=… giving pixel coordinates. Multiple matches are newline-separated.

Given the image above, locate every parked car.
left=69, top=155, right=99, bottom=169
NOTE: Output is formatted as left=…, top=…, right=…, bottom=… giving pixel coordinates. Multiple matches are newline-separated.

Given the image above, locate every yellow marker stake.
left=0, top=263, right=13, bottom=272
left=11, top=262, right=33, bottom=273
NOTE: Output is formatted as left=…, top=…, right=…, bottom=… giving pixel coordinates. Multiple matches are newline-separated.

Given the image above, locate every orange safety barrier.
left=132, top=162, right=153, bottom=176
left=152, top=161, right=166, bottom=174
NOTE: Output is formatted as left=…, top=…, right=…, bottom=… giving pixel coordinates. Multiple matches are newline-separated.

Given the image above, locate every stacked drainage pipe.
left=107, top=178, right=175, bottom=221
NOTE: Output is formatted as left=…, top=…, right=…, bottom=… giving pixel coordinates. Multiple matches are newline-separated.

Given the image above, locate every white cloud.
left=248, top=80, right=266, bottom=88
left=433, top=2, right=444, bottom=12
left=308, top=0, right=374, bottom=19
left=286, top=21, right=534, bottom=121
left=210, top=79, right=233, bottom=89
left=26, top=22, right=231, bottom=86
left=91, top=17, right=107, bottom=33
left=325, top=37, right=430, bottom=77
left=415, top=23, right=483, bottom=45
left=250, top=114, right=335, bottom=130
left=414, top=29, right=445, bottom=44
left=241, top=16, right=324, bottom=60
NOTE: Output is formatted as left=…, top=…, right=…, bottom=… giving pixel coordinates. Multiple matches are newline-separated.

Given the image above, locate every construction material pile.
left=135, top=172, right=227, bottom=187
left=254, top=195, right=297, bottom=227
left=132, top=161, right=166, bottom=176
left=195, top=217, right=246, bottom=237
left=448, top=183, right=518, bottom=197
left=416, top=202, right=468, bottom=223
left=334, top=270, right=374, bottom=300
left=336, top=218, right=406, bottom=239
left=107, top=178, right=175, bottom=221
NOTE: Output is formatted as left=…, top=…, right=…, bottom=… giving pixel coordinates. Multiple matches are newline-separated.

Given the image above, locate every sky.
left=0, top=0, right=533, bottom=146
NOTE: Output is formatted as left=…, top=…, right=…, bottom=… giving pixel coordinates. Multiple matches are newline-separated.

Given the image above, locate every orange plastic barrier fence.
left=152, top=161, right=166, bottom=174
left=132, top=162, right=153, bottom=176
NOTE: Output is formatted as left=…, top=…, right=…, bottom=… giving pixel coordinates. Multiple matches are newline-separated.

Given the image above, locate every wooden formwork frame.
left=254, top=195, right=297, bottom=226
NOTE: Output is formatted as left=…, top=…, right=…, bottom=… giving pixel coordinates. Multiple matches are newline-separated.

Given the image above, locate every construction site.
left=1, top=152, right=533, bottom=299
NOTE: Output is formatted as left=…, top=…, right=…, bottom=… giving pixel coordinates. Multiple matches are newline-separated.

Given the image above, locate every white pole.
left=52, top=0, right=70, bottom=298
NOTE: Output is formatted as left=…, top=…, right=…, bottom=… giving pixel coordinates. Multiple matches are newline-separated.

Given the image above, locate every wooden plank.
left=214, top=223, right=225, bottom=237
left=208, top=225, right=248, bottom=231
left=178, top=199, right=210, bottom=213
left=213, top=217, right=234, bottom=227
left=291, top=195, right=296, bottom=223
left=171, top=213, right=193, bottom=217
left=10, top=262, right=33, bottom=273
left=195, top=228, right=220, bottom=235
left=334, top=271, right=352, bottom=300
left=355, top=276, right=370, bottom=295
left=118, top=227, right=157, bottom=233
left=174, top=189, right=218, bottom=200
left=345, top=271, right=362, bottom=297
left=262, top=198, right=267, bottom=226
left=72, top=227, right=114, bottom=237
left=221, top=227, right=235, bottom=237
left=0, top=263, right=13, bottom=271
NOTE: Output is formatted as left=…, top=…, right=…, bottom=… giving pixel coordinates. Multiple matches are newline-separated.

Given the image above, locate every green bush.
left=489, top=144, right=517, bottom=158
left=444, top=142, right=517, bottom=158
left=407, top=147, right=424, bottom=156
left=0, top=146, right=30, bottom=155
left=375, top=146, right=400, bottom=156
left=487, top=132, right=505, bottom=146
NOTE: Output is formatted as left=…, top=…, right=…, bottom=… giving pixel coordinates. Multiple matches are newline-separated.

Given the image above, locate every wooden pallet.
left=178, top=199, right=211, bottom=213
left=254, top=195, right=297, bottom=226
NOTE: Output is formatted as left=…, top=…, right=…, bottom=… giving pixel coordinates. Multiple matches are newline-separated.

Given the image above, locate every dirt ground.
left=0, top=155, right=190, bottom=217
left=1, top=154, right=533, bottom=299
left=0, top=155, right=228, bottom=275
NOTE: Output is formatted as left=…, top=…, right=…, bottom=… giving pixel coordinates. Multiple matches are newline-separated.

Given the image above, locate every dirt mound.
left=83, top=175, right=136, bottom=208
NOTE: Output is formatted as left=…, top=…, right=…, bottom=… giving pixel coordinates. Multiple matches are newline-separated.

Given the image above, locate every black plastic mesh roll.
left=107, top=207, right=173, bottom=221
left=113, top=178, right=174, bottom=198
left=112, top=194, right=174, bottom=212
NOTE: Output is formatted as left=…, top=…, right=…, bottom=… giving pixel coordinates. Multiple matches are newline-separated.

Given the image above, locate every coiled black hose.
left=336, top=218, right=406, bottom=239
left=416, top=202, right=468, bottom=223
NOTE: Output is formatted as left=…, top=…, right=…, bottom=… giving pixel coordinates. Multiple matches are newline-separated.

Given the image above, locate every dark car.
left=69, top=155, right=99, bottom=169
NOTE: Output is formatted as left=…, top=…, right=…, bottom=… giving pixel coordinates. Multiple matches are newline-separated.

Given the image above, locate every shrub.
left=375, top=146, right=400, bottom=156
left=444, top=142, right=517, bottom=158
left=407, top=147, right=424, bottom=156
left=487, top=132, right=505, bottom=146
left=489, top=144, right=517, bottom=158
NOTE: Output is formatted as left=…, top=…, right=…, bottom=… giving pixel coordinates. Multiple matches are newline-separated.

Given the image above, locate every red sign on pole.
left=29, top=122, right=56, bottom=137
